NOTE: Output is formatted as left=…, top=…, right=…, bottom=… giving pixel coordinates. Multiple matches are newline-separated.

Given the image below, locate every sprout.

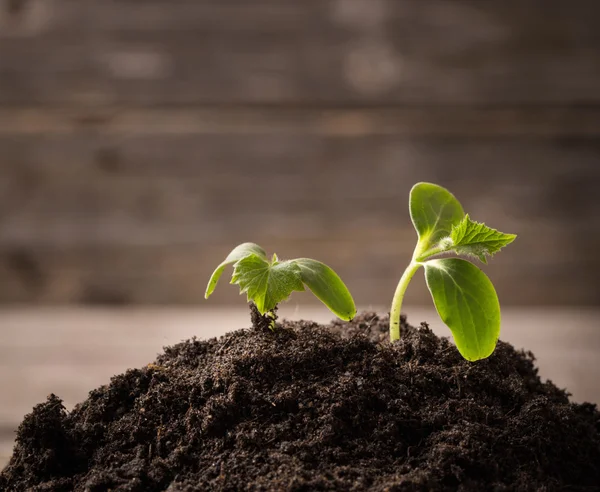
left=205, top=243, right=356, bottom=327
left=390, top=183, right=516, bottom=361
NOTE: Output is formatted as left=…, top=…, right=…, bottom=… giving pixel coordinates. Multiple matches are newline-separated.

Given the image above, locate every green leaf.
left=207, top=244, right=356, bottom=322
left=410, top=182, right=464, bottom=256
left=449, top=214, right=517, bottom=264
left=205, top=242, right=267, bottom=299
left=231, top=254, right=305, bottom=314
left=424, top=258, right=500, bottom=361
left=295, top=259, right=357, bottom=321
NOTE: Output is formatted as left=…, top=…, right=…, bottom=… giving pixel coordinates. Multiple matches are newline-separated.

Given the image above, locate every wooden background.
left=1, top=0, right=600, bottom=307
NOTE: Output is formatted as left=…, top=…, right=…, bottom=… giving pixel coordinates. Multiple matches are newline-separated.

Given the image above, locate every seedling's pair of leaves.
left=205, top=243, right=356, bottom=321
left=409, top=183, right=516, bottom=361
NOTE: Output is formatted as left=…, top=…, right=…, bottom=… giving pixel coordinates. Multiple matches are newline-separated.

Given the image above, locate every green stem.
left=415, top=244, right=445, bottom=262
left=390, top=261, right=422, bottom=342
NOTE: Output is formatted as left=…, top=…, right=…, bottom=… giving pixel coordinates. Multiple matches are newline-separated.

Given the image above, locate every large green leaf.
left=450, top=214, right=517, bottom=264
left=424, top=258, right=500, bottom=361
left=205, top=242, right=266, bottom=299
left=410, top=183, right=464, bottom=257
left=231, top=254, right=305, bottom=314
left=295, top=259, right=356, bottom=321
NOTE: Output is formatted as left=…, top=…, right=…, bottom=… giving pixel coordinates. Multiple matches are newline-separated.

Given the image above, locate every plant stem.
left=390, top=261, right=422, bottom=342
left=415, top=244, right=445, bottom=262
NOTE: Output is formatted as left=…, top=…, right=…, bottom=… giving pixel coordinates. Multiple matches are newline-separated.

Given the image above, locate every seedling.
left=205, top=243, right=356, bottom=326
left=391, top=182, right=516, bottom=361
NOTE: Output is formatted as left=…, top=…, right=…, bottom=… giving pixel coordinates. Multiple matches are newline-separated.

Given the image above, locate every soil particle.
left=1, top=313, right=599, bottom=491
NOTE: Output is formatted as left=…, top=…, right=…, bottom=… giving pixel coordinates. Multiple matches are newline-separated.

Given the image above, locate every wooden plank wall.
left=0, top=0, right=599, bottom=306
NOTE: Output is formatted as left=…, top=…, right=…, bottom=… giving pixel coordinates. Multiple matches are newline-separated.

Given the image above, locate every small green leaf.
left=424, top=258, right=500, bottom=361
left=231, top=254, right=305, bottom=314
left=295, top=259, right=357, bottom=321
left=205, top=242, right=266, bottom=299
left=410, top=183, right=464, bottom=256
left=207, top=244, right=356, bottom=322
left=449, top=214, right=517, bottom=264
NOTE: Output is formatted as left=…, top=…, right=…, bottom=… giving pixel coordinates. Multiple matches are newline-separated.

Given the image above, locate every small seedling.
left=390, top=182, right=516, bottom=361
left=205, top=243, right=356, bottom=326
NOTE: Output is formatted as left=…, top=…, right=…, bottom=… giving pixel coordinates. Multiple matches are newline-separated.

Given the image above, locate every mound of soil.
left=2, top=312, right=599, bottom=491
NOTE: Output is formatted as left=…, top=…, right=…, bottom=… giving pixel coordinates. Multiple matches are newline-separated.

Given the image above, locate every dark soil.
left=2, top=311, right=600, bottom=491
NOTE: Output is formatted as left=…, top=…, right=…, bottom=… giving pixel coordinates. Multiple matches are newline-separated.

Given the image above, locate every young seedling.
left=205, top=243, right=356, bottom=327
left=390, top=182, right=516, bottom=361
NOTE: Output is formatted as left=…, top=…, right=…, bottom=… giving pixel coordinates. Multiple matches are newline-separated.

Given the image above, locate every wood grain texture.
left=1, top=307, right=599, bottom=470
left=0, top=1, right=599, bottom=105
left=1, top=107, right=600, bottom=137
left=0, top=132, right=598, bottom=305
left=0, top=0, right=599, bottom=306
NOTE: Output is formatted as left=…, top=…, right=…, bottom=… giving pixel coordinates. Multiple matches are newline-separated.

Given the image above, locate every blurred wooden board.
left=0, top=131, right=599, bottom=306
left=1, top=306, right=599, bottom=469
left=0, top=0, right=599, bottom=105
left=2, top=107, right=600, bottom=137
left=1, top=0, right=600, bottom=307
